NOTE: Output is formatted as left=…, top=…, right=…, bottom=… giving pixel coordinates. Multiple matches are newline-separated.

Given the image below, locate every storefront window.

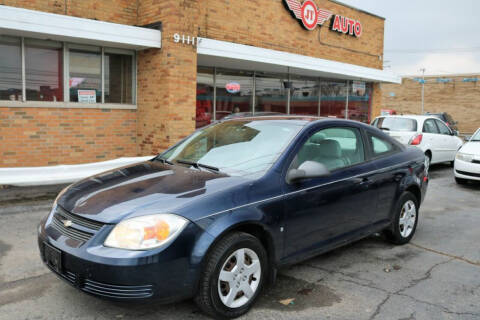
left=196, top=67, right=214, bottom=128
left=215, top=70, right=253, bottom=120
left=290, top=77, right=319, bottom=116
left=0, top=36, right=22, bottom=101
left=104, top=52, right=133, bottom=104
left=25, top=39, right=63, bottom=102
left=320, top=81, right=347, bottom=119
left=348, top=81, right=372, bottom=123
left=255, top=73, right=287, bottom=114
left=69, top=48, right=101, bottom=103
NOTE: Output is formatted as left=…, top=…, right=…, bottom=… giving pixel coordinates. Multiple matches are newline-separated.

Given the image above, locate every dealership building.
left=0, top=0, right=400, bottom=168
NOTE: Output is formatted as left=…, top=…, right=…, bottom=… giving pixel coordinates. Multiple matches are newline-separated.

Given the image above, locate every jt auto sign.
left=284, top=0, right=362, bottom=37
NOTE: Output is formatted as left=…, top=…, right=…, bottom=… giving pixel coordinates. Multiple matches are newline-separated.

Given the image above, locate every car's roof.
left=222, top=115, right=324, bottom=123
left=376, top=114, right=438, bottom=121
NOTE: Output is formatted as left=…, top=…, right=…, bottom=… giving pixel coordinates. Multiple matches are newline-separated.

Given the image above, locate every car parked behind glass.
left=39, top=116, right=428, bottom=319
left=372, top=115, right=463, bottom=171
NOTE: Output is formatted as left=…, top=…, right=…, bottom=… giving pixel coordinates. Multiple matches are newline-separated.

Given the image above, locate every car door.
left=282, top=125, right=378, bottom=261
left=364, top=130, right=405, bottom=223
left=422, top=118, right=444, bottom=162
left=434, top=119, right=460, bottom=161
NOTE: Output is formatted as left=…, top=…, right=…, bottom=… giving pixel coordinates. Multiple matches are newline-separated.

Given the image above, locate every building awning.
left=197, top=38, right=401, bottom=84
left=0, top=6, right=161, bottom=50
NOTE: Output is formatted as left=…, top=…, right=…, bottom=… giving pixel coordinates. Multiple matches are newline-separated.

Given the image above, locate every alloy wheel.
left=217, top=248, right=261, bottom=309
left=399, top=200, right=416, bottom=238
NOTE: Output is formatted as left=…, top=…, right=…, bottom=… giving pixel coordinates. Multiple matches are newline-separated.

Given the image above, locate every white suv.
left=372, top=115, right=463, bottom=170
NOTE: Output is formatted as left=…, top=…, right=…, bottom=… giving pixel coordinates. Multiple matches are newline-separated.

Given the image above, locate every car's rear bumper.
left=37, top=213, right=208, bottom=302
left=454, top=160, right=480, bottom=181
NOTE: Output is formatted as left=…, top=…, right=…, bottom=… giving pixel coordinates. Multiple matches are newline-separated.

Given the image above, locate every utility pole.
left=420, top=68, right=426, bottom=114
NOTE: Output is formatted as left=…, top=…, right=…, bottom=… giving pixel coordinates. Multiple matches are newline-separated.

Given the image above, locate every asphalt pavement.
left=0, top=165, right=479, bottom=320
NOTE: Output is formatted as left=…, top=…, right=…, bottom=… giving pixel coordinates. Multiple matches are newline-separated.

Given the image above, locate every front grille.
left=456, top=170, right=480, bottom=178
left=50, top=206, right=105, bottom=243
left=51, top=216, right=93, bottom=242
left=83, top=279, right=153, bottom=299
left=55, top=206, right=104, bottom=231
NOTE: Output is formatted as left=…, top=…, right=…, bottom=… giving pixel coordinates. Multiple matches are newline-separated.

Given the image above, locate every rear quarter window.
left=374, top=117, right=417, bottom=132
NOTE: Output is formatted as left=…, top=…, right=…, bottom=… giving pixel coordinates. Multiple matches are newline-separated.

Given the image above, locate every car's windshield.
left=374, top=117, right=417, bottom=132
left=160, top=120, right=304, bottom=178
left=470, top=129, right=480, bottom=141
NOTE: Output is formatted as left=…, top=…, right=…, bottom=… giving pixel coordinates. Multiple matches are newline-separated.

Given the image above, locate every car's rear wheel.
left=195, top=232, right=267, bottom=319
left=455, top=177, right=468, bottom=185
left=384, top=192, right=419, bottom=245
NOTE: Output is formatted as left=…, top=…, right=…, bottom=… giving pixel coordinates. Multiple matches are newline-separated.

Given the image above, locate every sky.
left=337, top=0, right=480, bottom=76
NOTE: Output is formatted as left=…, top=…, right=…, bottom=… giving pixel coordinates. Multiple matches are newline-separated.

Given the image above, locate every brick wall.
left=198, top=0, right=385, bottom=69
left=0, top=0, right=138, bottom=24
left=136, top=0, right=198, bottom=156
left=380, top=75, right=480, bottom=133
left=0, top=108, right=137, bottom=167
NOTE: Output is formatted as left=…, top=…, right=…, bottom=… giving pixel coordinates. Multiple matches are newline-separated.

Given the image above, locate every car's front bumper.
left=37, top=211, right=210, bottom=302
left=454, top=159, right=480, bottom=181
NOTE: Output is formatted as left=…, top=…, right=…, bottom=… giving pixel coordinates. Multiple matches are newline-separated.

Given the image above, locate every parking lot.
left=0, top=165, right=479, bottom=320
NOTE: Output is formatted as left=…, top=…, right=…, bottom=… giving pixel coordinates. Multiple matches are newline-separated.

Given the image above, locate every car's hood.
left=57, top=161, right=251, bottom=223
left=460, top=141, right=480, bottom=155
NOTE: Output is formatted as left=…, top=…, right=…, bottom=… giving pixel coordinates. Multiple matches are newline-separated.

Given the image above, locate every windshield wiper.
left=176, top=159, right=220, bottom=172
left=153, top=156, right=174, bottom=165
left=379, top=127, right=390, bottom=131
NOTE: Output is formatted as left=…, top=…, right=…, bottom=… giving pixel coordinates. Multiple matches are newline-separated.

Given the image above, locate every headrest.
left=318, top=139, right=342, bottom=158
left=310, top=133, right=326, bottom=144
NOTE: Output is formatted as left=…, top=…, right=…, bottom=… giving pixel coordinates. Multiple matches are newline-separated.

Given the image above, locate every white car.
left=372, top=115, right=463, bottom=171
left=454, top=128, right=480, bottom=184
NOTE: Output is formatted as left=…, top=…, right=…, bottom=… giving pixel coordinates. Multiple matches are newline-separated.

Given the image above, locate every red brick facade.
left=0, top=0, right=387, bottom=167
left=0, top=108, right=137, bottom=167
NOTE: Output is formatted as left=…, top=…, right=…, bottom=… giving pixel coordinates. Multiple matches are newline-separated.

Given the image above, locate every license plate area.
left=44, top=242, right=62, bottom=273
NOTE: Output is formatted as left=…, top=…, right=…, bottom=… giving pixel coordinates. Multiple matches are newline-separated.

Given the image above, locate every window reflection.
left=348, top=81, right=372, bottom=123
left=104, top=53, right=133, bottom=104
left=69, top=49, right=101, bottom=103
left=320, top=81, right=347, bottom=119
left=290, top=77, right=319, bottom=116
left=196, top=67, right=214, bottom=128
left=255, top=74, right=287, bottom=114
left=215, top=70, right=253, bottom=120
left=0, top=36, right=22, bottom=101
left=25, top=39, right=63, bottom=102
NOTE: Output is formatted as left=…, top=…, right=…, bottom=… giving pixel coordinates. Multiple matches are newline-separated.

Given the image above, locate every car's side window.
left=291, top=127, right=365, bottom=172
left=368, top=133, right=398, bottom=157
left=435, top=120, right=451, bottom=135
left=423, top=119, right=439, bottom=134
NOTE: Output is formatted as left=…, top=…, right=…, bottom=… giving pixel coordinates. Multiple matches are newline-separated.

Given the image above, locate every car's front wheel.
left=195, top=232, right=267, bottom=319
left=384, top=192, right=419, bottom=245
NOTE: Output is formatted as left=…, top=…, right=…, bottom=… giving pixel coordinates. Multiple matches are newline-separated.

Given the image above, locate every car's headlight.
left=456, top=152, right=474, bottom=162
left=104, top=214, right=189, bottom=250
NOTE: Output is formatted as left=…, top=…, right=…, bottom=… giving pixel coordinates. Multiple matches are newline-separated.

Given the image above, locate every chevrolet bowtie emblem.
left=62, top=219, right=73, bottom=228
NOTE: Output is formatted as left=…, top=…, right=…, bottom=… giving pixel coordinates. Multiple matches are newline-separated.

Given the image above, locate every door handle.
left=353, top=177, right=371, bottom=185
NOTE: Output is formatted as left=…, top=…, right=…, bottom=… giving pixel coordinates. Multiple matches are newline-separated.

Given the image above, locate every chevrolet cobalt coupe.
left=38, top=116, right=428, bottom=319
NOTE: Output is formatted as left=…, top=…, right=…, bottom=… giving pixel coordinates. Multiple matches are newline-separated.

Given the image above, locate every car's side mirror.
left=286, top=161, right=331, bottom=184
left=465, top=135, right=472, bottom=142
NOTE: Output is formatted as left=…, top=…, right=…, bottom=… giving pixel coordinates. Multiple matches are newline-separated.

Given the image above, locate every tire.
left=195, top=232, right=268, bottom=319
left=455, top=177, right=468, bottom=185
left=384, top=192, right=419, bottom=245
left=424, top=153, right=431, bottom=174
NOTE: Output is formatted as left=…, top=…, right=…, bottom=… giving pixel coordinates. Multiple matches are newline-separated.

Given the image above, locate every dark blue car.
left=38, top=116, right=428, bottom=318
